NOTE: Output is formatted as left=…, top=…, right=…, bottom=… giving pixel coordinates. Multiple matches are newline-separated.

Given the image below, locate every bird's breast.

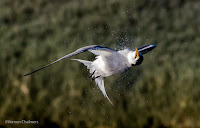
left=92, top=54, right=130, bottom=77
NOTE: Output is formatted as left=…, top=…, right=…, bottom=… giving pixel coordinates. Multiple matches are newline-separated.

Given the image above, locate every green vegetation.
left=0, top=0, right=200, bottom=127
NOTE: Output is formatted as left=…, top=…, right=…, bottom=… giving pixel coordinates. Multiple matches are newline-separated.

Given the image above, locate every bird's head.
left=128, top=48, right=143, bottom=66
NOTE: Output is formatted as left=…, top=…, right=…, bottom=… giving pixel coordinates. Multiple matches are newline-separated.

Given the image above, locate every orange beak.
left=135, top=48, right=139, bottom=58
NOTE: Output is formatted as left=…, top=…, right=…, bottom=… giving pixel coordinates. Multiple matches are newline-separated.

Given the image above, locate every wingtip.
left=23, top=73, right=33, bottom=77
left=23, top=73, right=30, bottom=77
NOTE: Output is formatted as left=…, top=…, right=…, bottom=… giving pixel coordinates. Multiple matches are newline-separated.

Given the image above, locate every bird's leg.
left=89, top=70, right=101, bottom=80
left=92, top=76, right=100, bottom=80
left=89, top=70, right=96, bottom=79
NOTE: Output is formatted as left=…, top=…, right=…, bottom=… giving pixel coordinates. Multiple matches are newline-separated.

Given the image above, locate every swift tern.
left=24, top=44, right=156, bottom=105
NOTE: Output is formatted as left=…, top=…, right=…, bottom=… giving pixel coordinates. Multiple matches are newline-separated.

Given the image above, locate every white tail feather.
left=95, top=77, right=114, bottom=106
left=72, top=59, right=114, bottom=106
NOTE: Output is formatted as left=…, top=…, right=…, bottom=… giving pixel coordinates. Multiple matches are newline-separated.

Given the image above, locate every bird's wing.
left=23, top=45, right=115, bottom=76
left=137, top=44, right=157, bottom=54
left=95, top=77, right=114, bottom=106
left=88, top=46, right=117, bottom=56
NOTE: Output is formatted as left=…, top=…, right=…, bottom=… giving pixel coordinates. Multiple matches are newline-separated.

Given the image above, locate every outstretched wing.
left=95, top=77, right=114, bottom=106
left=23, top=45, right=115, bottom=76
left=137, top=44, right=157, bottom=54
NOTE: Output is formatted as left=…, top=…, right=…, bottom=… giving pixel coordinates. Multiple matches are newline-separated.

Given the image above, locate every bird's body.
left=74, top=48, right=139, bottom=77
left=24, top=44, right=156, bottom=105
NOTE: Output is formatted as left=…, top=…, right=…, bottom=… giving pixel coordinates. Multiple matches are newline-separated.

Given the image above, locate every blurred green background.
left=0, top=0, right=200, bottom=127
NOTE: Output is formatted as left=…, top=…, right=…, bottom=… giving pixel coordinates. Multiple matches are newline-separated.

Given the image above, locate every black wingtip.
left=23, top=73, right=31, bottom=77
left=23, top=71, right=37, bottom=77
left=23, top=65, right=48, bottom=77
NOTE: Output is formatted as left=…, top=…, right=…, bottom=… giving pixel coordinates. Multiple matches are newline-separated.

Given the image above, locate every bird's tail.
left=72, top=59, right=114, bottom=106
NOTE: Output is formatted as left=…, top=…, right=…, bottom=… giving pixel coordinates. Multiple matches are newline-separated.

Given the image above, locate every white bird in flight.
left=24, top=44, right=156, bottom=105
